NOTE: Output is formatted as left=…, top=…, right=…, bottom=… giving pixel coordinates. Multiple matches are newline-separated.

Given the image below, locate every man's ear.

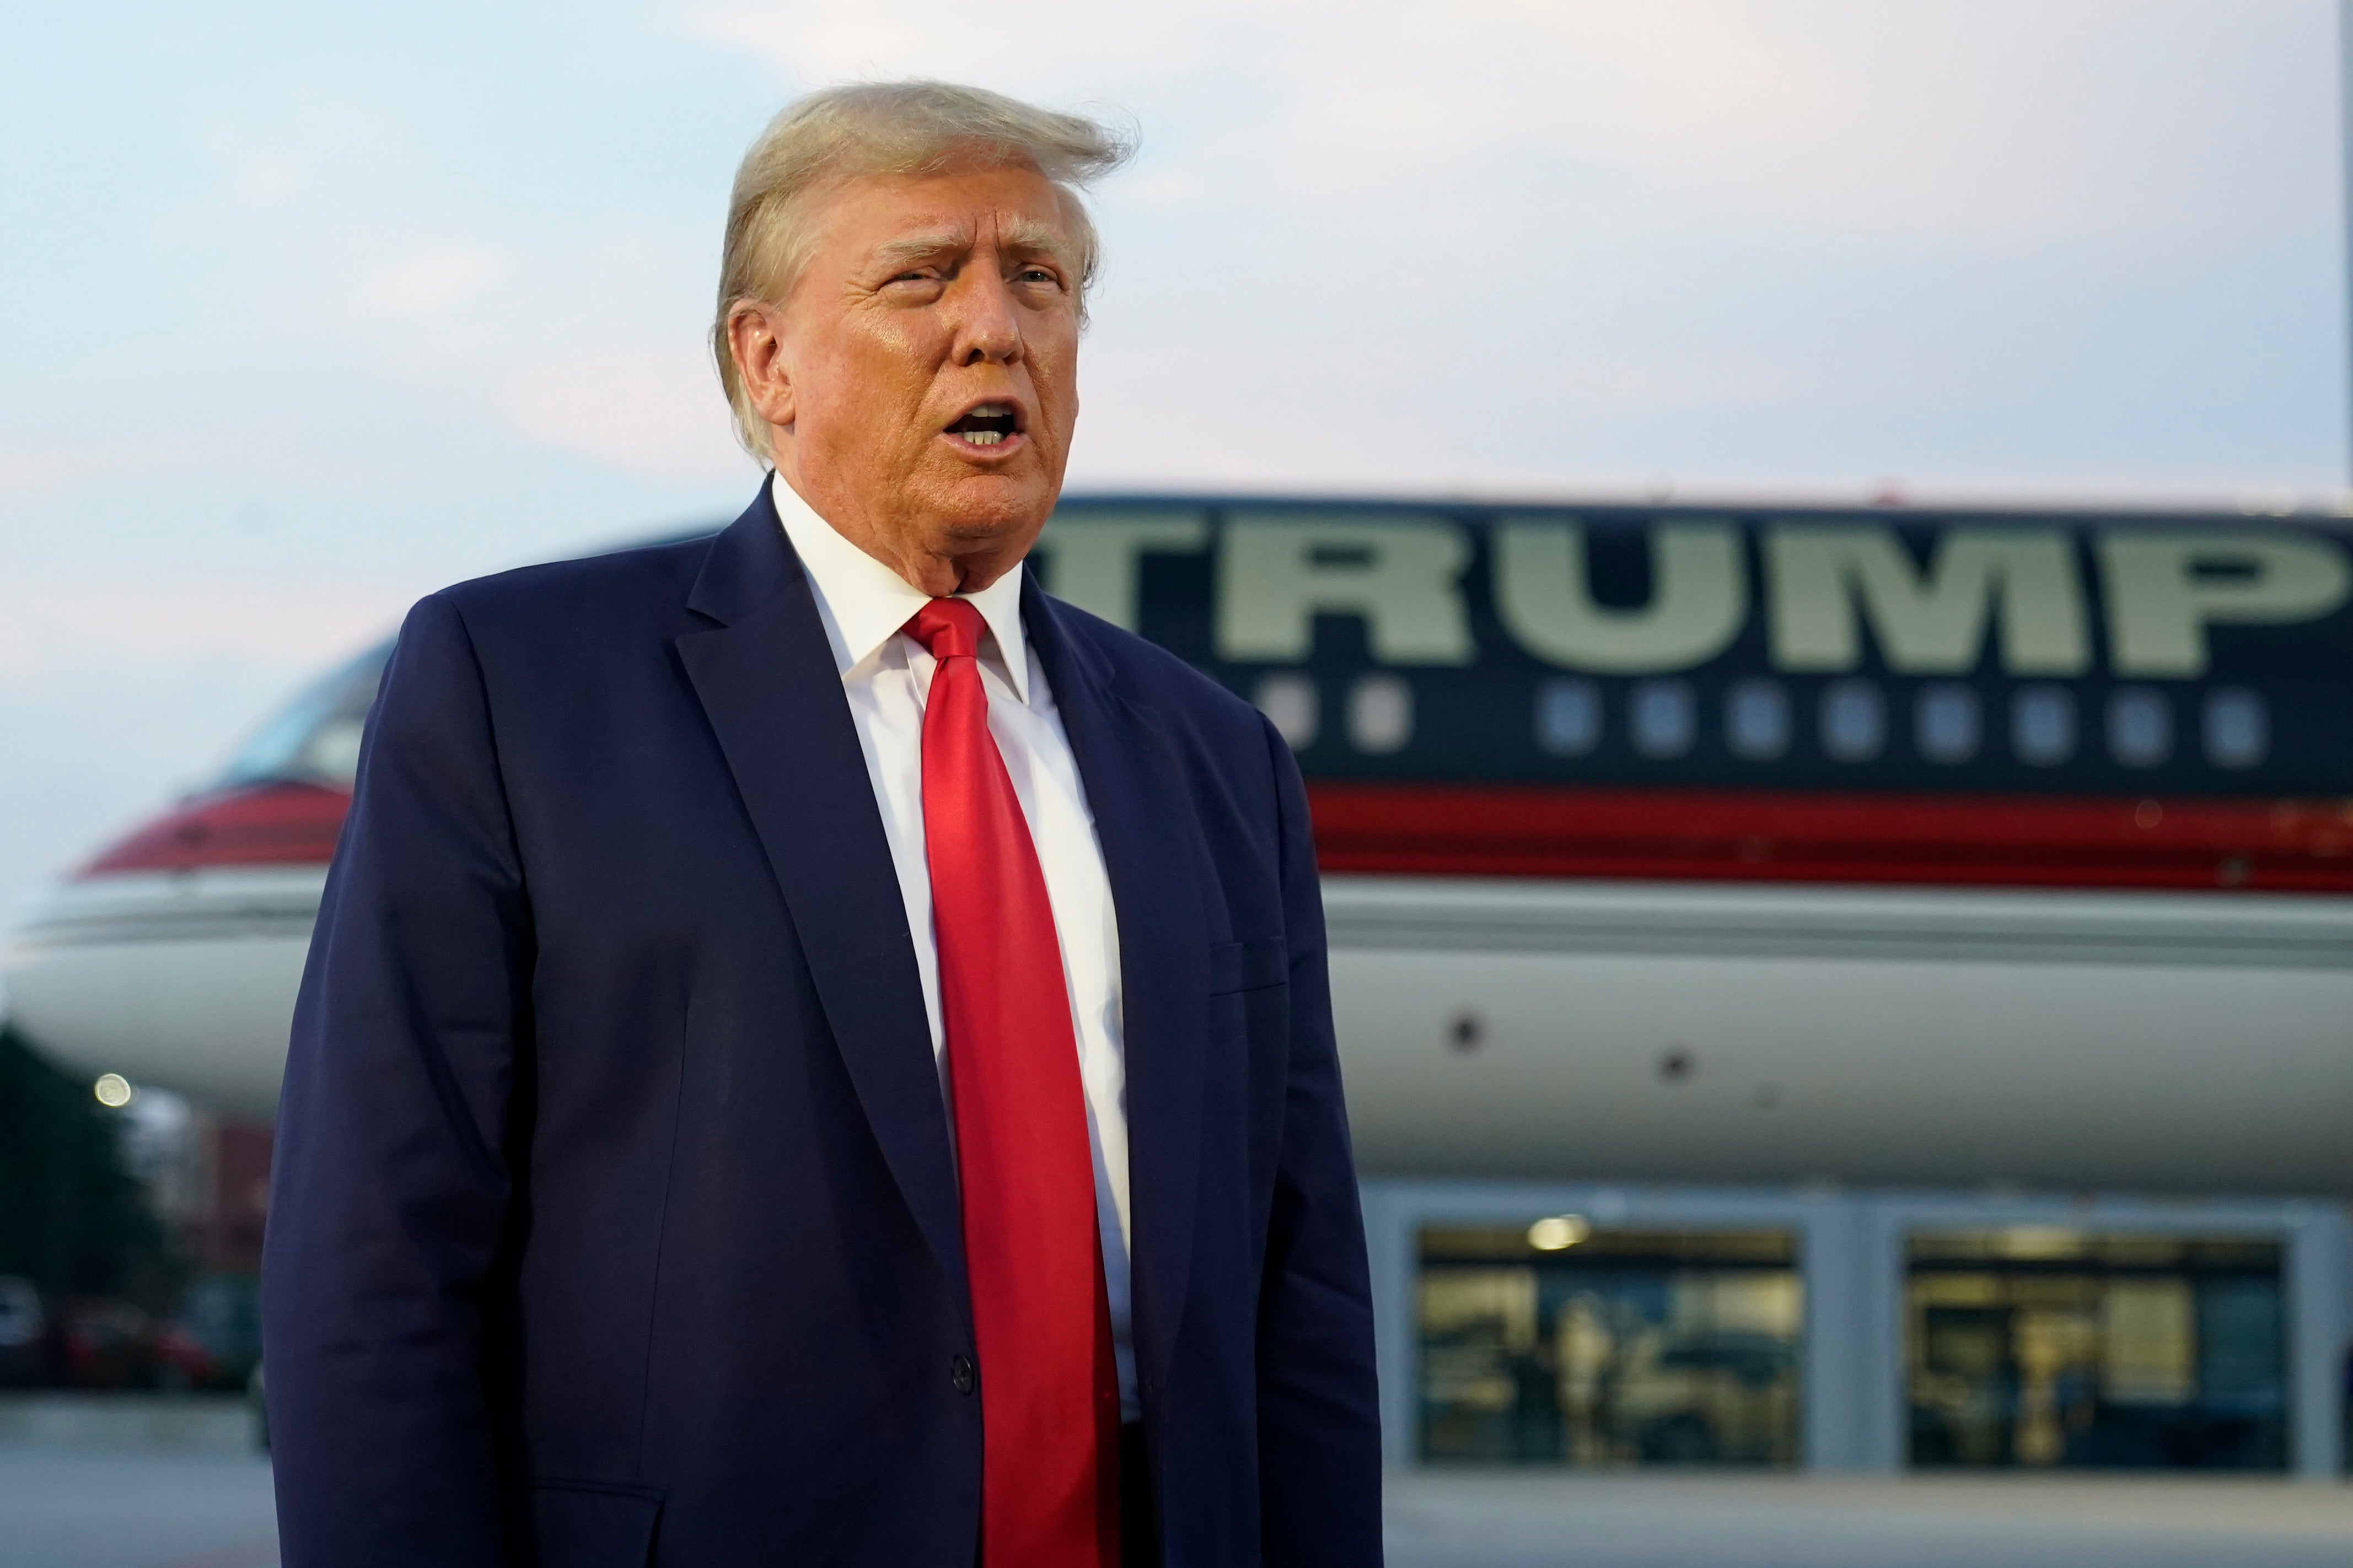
left=728, top=302, right=796, bottom=431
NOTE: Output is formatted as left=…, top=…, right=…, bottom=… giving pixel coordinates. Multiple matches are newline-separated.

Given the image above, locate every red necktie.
left=909, top=597, right=1120, bottom=1568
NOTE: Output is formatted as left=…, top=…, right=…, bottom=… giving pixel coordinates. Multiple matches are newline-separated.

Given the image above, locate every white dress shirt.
left=771, top=474, right=1137, bottom=1419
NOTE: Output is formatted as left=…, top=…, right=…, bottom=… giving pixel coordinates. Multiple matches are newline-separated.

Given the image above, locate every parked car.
left=54, top=1298, right=216, bottom=1390
left=174, top=1274, right=262, bottom=1391
left=0, top=1278, right=47, bottom=1386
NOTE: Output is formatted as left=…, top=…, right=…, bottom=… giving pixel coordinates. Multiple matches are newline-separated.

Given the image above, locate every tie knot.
left=909, top=596, right=986, bottom=661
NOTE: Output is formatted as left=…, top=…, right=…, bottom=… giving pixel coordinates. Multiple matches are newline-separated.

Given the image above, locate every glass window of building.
left=1914, top=683, right=1981, bottom=765
left=1725, top=679, right=1791, bottom=761
left=1535, top=678, right=1601, bottom=757
left=1419, top=1225, right=1802, bottom=1468
left=1819, top=680, right=1885, bottom=762
left=1630, top=680, right=1697, bottom=759
left=2011, top=686, right=2076, bottom=767
left=1905, top=1230, right=2285, bottom=1471
left=2202, top=688, right=2269, bottom=770
left=2106, top=687, right=2173, bottom=768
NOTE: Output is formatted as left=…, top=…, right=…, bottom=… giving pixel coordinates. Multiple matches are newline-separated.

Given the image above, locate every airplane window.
left=1254, top=672, right=1320, bottom=751
left=2105, top=688, right=2172, bottom=768
left=1915, top=685, right=1981, bottom=765
left=1724, top=680, right=1790, bottom=761
left=2011, top=687, right=2075, bottom=767
left=219, top=642, right=392, bottom=789
left=303, top=720, right=366, bottom=783
left=1630, top=680, right=1696, bottom=759
left=223, top=683, right=339, bottom=785
left=1819, top=680, right=1885, bottom=762
left=1347, top=674, right=1414, bottom=754
left=2201, top=688, right=2268, bottom=769
left=1534, top=678, right=1600, bottom=757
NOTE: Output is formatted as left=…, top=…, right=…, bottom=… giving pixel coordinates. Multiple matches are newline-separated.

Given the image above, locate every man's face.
left=740, top=161, right=1082, bottom=594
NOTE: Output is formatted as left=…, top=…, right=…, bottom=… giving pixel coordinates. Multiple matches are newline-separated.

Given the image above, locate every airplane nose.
left=3, top=782, right=354, bottom=1120
left=77, top=780, right=351, bottom=879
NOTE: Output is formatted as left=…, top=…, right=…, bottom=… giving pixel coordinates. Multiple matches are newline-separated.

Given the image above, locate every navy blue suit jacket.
left=260, top=487, right=1382, bottom=1566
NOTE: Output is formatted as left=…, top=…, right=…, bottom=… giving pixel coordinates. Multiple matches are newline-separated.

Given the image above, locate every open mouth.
left=943, top=402, right=1023, bottom=448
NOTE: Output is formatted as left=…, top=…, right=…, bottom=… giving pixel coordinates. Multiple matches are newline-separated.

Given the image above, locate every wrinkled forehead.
left=812, top=162, right=1078, bottom=265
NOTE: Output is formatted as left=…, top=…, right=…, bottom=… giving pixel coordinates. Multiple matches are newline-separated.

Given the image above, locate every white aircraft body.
left=12, top=499, right=2351, bottom=1197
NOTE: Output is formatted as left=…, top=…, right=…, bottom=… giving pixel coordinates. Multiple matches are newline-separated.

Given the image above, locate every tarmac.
left=1384, top=1468, right=2353, bottom=1566
left=6, top=1397, right=2353, bottom=1567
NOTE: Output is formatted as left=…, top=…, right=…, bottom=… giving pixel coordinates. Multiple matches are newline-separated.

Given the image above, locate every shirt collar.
left=770, top=472, right=1030, bottom=703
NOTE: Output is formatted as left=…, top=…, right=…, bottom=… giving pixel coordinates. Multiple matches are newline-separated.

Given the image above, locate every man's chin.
left=919, top=469, right=1057, bottom=545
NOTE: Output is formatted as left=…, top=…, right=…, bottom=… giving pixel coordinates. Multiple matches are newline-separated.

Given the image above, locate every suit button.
left=950, top=1354, right=976, bottom=1395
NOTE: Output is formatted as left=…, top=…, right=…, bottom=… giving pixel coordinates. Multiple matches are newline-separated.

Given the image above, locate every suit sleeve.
left=1254, top=715, right=1384, bottom=1566
left=262, top=592, right=531, bottom=1567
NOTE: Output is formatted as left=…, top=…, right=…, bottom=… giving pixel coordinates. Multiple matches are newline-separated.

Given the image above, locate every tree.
left=0, top=1025, right=181, bottom=1307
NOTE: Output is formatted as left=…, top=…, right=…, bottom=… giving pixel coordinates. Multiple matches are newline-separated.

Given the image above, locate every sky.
left=0, top=0, right=2346, bottom=919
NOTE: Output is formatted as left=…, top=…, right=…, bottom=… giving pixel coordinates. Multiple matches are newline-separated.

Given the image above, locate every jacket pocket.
left=528, top=1481, right=663, bottom=1568
left=1208, top=937, right=1288, bottom=995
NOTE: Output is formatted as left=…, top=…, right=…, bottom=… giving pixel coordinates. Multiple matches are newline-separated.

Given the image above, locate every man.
left=261, top=81, right=1382, bottom=1567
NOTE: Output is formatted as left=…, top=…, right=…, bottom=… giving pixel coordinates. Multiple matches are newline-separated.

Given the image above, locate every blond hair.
left=712, top=80, right=1133, bottom=461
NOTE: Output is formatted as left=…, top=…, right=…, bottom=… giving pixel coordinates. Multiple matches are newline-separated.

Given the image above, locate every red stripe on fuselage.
left=80, top=782, right=352, bottom=876
left=1305, top=783, right=2353, bottom=892
left=73, top=778, right=2353, bottom=892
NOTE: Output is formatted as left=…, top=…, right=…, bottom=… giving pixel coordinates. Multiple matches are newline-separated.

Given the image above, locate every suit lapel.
left=676, top=492, right=970, bottom=1324
left=1023, top=579, right=1211, bottom=1418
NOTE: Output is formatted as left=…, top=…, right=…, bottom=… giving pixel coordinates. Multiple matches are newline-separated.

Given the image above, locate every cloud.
left=155, top=88, right=429, bottom=250
left=7, top=0, right=2338, bottom=526
left=0, top=580, right=405, bottom=686
left=190, top=121, right=310, bottom=209
left=0, top=452, right=80, bottom=494
left=501, top=343, right=751, bottom=481
left=692, top=0, right=2320, bottom=249
left=361, top=245, right=505, bottom=318
left=683, top=0, right=2340, bottom=503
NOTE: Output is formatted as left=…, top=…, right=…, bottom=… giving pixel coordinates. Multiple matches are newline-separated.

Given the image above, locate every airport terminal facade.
left=1362, top=1178, right=2351, bottom=1477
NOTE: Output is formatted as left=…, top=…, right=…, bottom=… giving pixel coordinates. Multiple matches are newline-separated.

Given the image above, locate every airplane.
left=9, top=495, right=2352, bottom=1199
